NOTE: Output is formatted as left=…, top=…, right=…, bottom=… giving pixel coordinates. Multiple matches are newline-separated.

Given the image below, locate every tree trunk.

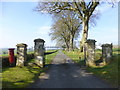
left=69, top=34, right=74, bottom=51
left=66, top=41, right=69, bottom=51
left=64, top=37, right=69, bottom=51
left=80, top=17, right=89, bottom=52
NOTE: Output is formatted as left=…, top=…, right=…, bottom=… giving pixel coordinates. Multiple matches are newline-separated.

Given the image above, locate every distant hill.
left=0, top=48, right=17, bottom=54
left=0, top=48, right=9, bottom=54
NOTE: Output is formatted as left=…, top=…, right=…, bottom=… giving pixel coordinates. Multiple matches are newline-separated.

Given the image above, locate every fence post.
left=34, top=38, right=45, bottom=68
left=102, top=43, right=113, bottom=64
left=85, top=39, right=96, bottom=67
left=16, top=43, right=27, bottom=67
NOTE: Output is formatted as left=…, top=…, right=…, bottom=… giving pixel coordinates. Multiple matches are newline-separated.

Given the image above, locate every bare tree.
left=35, top=0, right=100, bottom=52
left=49, top=19, right=70, bottom=51
left=50, top=11, right=81, bottom=51
left=35, top=0, right=116, bottom=52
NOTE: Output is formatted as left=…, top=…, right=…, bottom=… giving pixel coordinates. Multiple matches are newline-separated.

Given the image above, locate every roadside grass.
left=86, top=54, right=119, bottom=87
left=2, top=66, right=44, bottom=88
left=63, top=48, right=119, bottom=87
left=62, top=50, right=85, bottom=65
left=27, top=51, right=34, bottom=54
left=45, top=50, right=58, bottom=65
left=87, top=48, right=119, bottom=87
left=95, top=49, right=102, bottom=61
left=2, top=50, right=58, bottom=88
left=45, top=50, right=57, bottom=53
left=63, top=49, right=102, bottom=63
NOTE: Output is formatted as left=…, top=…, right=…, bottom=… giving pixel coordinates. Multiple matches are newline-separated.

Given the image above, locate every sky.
left=0, top=1, right=118, bottom=48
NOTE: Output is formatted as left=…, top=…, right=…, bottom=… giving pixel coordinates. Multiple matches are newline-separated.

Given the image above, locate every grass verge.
left=2, top=50, right=58, bottom=88
left=86, top=54, right=119, bottom=87
left=63, top=49, right=119, bottom=87
left=2, top=66, right=44, bottom=88
left=45, top=50, right=58, bottom=64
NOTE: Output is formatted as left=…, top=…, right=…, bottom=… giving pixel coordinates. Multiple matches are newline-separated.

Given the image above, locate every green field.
left=0, top=52, right=33, bottom=57
left=2, top=50, right=58, bottom=88
left=63, top=48, right=119, bottom=87
left=0, top=54, right=9, bottom=57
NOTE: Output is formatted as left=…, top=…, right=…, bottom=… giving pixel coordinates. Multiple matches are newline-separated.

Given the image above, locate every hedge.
left=1, top=53, right=34, bottom=67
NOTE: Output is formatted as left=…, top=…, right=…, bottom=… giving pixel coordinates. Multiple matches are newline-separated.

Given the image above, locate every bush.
left=2, top=56, right=17, bottom=67
left=27, top=54, right=34, bottom=61
left=2, top=53, right=34, bottom=67
left=1, top=56, right=9, bottom=67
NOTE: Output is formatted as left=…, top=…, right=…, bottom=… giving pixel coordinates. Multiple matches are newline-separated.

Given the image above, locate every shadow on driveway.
left=44, top=50, right=58, bottom=55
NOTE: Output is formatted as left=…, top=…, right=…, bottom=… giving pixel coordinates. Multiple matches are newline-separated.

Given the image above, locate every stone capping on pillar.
left=34, top=38, right=45, bottom=47
left=16, top=43, right=27, bottom=47
left=85, top=39, right=96, bottom=43
left=101, top=43, right=113, bottom=47
left=34, top=38, right=45, bottom=43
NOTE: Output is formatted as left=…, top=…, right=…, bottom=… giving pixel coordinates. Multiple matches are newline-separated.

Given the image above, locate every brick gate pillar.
left=34, top=38, right=45, bottom=68
left=16, top=43, right=27, bottom=67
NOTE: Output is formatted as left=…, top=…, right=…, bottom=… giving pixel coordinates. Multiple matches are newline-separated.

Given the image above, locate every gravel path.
left=28, top=50, right=113, bottom=88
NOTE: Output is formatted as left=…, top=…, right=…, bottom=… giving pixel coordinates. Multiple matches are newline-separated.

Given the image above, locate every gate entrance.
left=45, top=46, right=62, bottom=50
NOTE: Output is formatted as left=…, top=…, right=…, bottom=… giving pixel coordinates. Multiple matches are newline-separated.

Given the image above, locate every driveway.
left=28, top=50, right=113, bottom=88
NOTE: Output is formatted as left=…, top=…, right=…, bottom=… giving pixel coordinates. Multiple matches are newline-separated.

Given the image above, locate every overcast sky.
left=0, top=2, right=118, bottom=48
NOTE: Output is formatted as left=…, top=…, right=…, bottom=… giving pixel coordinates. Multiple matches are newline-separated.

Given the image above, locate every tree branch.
left=88, top=0, right=100, bottom=17
left=74, top=1, right=84, bottom=20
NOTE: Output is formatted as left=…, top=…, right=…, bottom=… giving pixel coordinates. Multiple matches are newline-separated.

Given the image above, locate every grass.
left=45, top=50, right=57, bottom=53
left=95, top=49, right=102, bottom=61
left=27, top=51, right=34, bottom=54
left=0, top=54, right=9, bottom=57
left=2, top=66, right=44, bottom=88
left=87, top=54, right=119, bottom=87
left=63, top=50, right=85, bottom=65
left=2, top=50, right=58, bottom=88
left=87, top=48, right=119, bottom=87
left=45, top=50, right=58, bottom=64
left=63, top=48, right=119, bottom=87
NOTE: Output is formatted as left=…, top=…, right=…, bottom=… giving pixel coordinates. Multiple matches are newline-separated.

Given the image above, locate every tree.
left=35, top=0, right=100, bottom=52
left=50, top=11, right=81, bottom=51
left=35, top=0, right=116, bottom=52
left=50, top=19, right=70, bottom=51
left=54, top=11, right=81, bottom=51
